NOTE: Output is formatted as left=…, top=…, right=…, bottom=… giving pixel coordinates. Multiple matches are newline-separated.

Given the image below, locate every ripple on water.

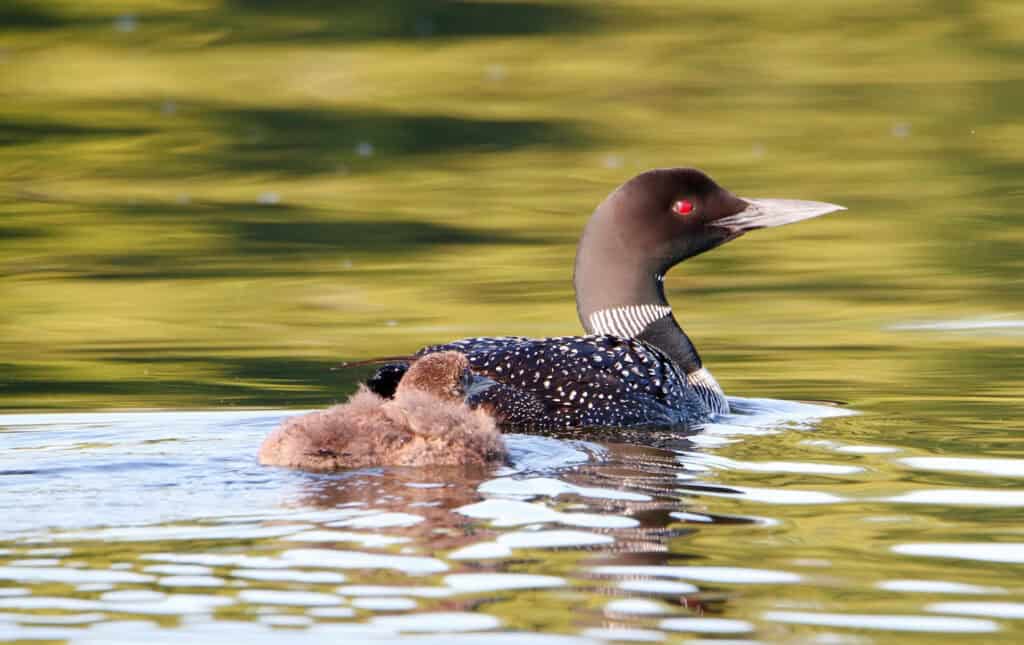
left=478, top=477, right=651, bottom=501
left=658, top=618, right=754, bottom=634
left=156, top=575, right=225, bottom=588
left=884, top=489, right=1024, bottom=507
left=0, top=566, right=153, bottom=585
left=581, top=627, right=666, bottom=642
left=762, top=611, right=999, bottom=633
left=592, top=566, right=801, bottom=584
left=877, top=579, right=1007, bottom=595
left=258, top=614, right=314, bottom=627
left=500, top=435, right=598, bottom=472
left=0, top=611, right=105, bottom=625
left=605, top=598, right=674, bottom=615
left=41, top=523, right=309, bottom=542
left=281, top=549, right=448, bottom=575
left=0, top=593, right=233, bottom=615
left=892, top=543, right=1024, bottom=564
left=443, top=573, right=566, bottom=593
left=325, top=512, right=424, bottom=528
left=368, top=611, right=502, bottom=632
left=617, top=579, right=699, bottom=595
left=230, top=569, right=346, bottom=584
left=455, top=499, right=638, bottom=528
left=900, top=457, right=1024, bottom=478
left=141, top=553, right=288, bottom=569
left=926, top=602, right=1024, bottom=619
left=450, top=529, right=614, bottom=559
left=680, top=484, right=845, bottom=505
left=335, top=585, right=454, bottom=598
left=142, top=564, right=211, bottom=576
left=674, top=451, right=865, bottom=476
left=238, top=589, right=342, bottom=606
left=351, top=596, right=418, bottom=611
left=5, top=393, right=1009, bottom=643
left=285, top=530, right=412, bottom=547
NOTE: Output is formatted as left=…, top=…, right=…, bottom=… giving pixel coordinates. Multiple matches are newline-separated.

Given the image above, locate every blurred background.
left=1, top=0, right=1022, bottom=414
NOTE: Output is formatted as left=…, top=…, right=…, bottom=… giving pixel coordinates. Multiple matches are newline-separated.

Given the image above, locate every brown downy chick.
left=258, top=352, right=505, bottom=471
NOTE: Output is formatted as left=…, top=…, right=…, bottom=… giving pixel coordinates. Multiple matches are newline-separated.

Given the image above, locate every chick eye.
left=672, top=200, right=694, bottom=215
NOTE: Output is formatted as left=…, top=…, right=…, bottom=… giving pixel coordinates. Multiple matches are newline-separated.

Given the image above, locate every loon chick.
left=366, top=168, right=844, bottom=430
left=260, top=352, right=504, bottom=470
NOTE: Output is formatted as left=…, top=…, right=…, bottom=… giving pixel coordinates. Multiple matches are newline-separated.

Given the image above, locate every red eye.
left=672, top=200, right=694, bottom=215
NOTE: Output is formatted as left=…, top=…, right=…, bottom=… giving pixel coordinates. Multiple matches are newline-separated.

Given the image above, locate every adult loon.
left=365, top=168, right=844, bottom=430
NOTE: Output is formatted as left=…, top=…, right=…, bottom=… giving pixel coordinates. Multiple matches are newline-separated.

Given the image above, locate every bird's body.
left=260, top=352, right=505, bottom=470
left=365, top=168, right=843, bottom=431
left=413, top=334, right=717, bottom=430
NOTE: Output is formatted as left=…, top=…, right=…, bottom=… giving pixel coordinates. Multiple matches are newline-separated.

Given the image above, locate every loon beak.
left=712, top=198, right=845, bottom=234
left=461, top=371, right=498, bottom=401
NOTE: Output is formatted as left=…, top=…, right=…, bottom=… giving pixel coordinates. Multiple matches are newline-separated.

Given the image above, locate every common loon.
left=365, top=168, right=844, bottom=430
left=261, top=352, right=505, bottom=470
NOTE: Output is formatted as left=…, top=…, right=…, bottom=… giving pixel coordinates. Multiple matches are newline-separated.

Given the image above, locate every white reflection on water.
left=155, top=575, right=224, bottom=588
left=658, top=617, right=754, bottom=633
left=369, top=611, right=502, bottom=632
left=450, top=528, right=612, bottom=560
left=443, top=573, right=565, bottom=593
left=580, top=627, right=666, bottom=642
left=604, top=598, right=673, bottom=615
left=1, top=394, right=1018, bottom=642
left=617, top=579, right=699, bottom=594
left=336, top=585, right=454, bottom=598
left=592, top=566, right=801, bottom=584
left=892, top=543, right=1024, bottom=563
left=143, top=564, right=211, bottom=575
left=900, top=457, right=1024, bottom=478
left=877, top=580, right=1007, bottom=595
left=455, top=498, right=638, bottom=528
left=673, top=452, right=864, bottom=475
left=351, top=596, right=418, bottom=610
left=285, top=529, right=412, bottom=547
left=237, top=589, right=342, bottom=606
left=888, top=318, right=1024, bottom=332
left=478, top=477, right=651, bottom=501
left=280, top=549, right=448, bottom=575
left=0, top=566, right=152, bottom=584
left=883, top=489, right=1024, bottom=506
left=926, top=602, right=1024, bottom=619
left=685, top=485, right=845, bottom=505
left=762, top=611, right=999, bottom=633
left=0, top=593, right=233, bottom=615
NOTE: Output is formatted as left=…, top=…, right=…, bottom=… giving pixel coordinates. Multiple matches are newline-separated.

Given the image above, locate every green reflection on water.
left=0, top=0, right=1022, bottom=424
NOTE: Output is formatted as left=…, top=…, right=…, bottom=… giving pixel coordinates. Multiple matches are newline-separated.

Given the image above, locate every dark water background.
left=1, top=1, right=1023, bottom=642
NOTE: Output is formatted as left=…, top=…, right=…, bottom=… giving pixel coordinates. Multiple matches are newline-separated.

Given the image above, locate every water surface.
left=2, top=0, right=1024, bottom=642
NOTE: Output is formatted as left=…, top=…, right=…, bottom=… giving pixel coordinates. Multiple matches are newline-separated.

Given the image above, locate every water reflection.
left=0, top=397, right=901, bottom=641
left=3, top=0, right=1024, bottom=641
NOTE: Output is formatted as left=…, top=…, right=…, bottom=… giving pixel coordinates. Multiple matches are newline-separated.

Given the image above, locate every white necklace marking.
left=588, top=304, right=672, bottom=339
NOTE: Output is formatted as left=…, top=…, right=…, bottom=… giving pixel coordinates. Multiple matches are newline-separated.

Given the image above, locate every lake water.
left=1, top=1, right=1023, bottom=642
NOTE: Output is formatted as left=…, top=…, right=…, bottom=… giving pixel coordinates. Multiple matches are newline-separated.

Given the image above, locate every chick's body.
left=259, top=352, right=505, bottom=470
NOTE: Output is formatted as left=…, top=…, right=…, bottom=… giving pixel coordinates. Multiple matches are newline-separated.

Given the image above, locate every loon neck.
left=573, top=175, right=714, bottom=376
left=573, top=262, right=704, bottom=374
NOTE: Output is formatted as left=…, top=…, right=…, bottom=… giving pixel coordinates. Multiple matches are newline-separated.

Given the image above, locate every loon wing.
left=411, top=334, right=708, bottom=430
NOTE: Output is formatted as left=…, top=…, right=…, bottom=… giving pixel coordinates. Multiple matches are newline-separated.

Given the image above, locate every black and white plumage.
left=362, top=168, right=844, bottom=431
left=415, top=334, right=711, bottom=429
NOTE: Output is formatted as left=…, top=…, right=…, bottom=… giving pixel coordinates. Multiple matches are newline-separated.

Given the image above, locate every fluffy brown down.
left=259, top=384, right=505, bottom=471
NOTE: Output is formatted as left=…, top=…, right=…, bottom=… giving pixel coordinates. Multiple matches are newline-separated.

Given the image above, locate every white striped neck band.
left=587, top=304, right=672, bottom=340
left=687, top=367, right=729, bottom=415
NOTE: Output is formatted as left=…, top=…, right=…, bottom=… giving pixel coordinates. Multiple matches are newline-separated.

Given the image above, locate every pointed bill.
left=712, top=198, right=845, bottom=233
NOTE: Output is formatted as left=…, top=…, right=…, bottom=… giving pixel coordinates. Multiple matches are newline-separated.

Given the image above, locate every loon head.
left=574, top=168, right=845, bottom=352
left=580, top=167, right=845, bottom=277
